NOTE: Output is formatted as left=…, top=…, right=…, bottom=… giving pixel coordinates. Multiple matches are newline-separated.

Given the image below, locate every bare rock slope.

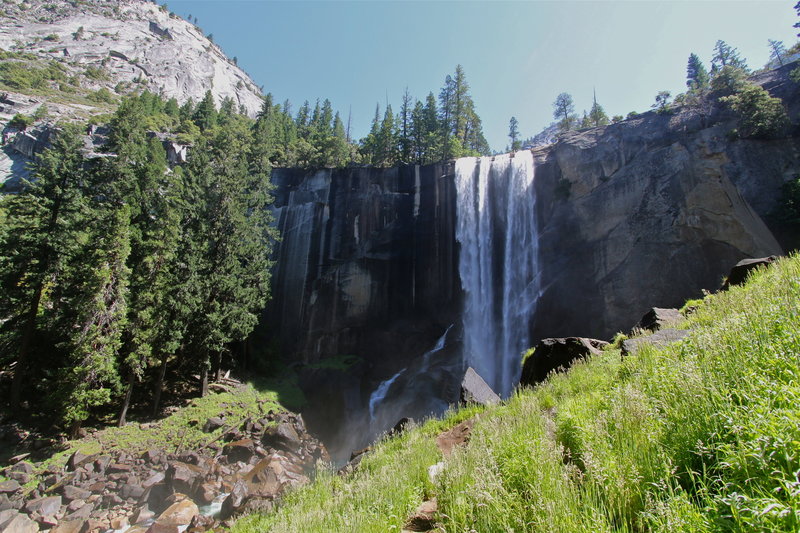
left=0, top=0, right=263, bottom=115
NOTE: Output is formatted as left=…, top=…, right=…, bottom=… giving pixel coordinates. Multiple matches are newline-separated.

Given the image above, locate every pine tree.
left=686, top=53, right=710, bottom=91
left=508, top=116, right=521, bottom=151
left=589, top=91, right=609, bottom=127
left=193, top=90, right=218, bottom=131
left=55, top=205, right=130, bottom=436
left=399, top=88, right=413, bottom=163
left=711, top=40, right=748, bottom=74
left=768, top=39, right=787, bottom=67
left=1, top=124, right=90, bottom=407
left=553, top=92, right=576, bottom=131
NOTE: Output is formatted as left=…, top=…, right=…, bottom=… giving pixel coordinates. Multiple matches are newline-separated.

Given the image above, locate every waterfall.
left=367, top=323, right=454, bottom=422
left=368, top=369, right=405, bottom=420
left=455, top=151, right=540, bottom=397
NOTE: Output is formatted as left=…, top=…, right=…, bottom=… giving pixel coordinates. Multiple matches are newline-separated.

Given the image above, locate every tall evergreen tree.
left=399, top=88, right=413, bottom=163
left=768, top=39, right=787, bottom=67
left=55, top=205, right=130, bottom=436
left=686, top=53, right=710, bottom=90
left=193, top=90, right=218, bottom=131
left=711, top=40, right=748, bottom=73
left=1, top=124, right=90, bottom=407
left=508, top=116, right=521, bottom=151
left=588, top=91, right=610, bottom=127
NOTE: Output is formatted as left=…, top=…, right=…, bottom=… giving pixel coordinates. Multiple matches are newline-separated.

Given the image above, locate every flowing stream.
left=454, top=151, right=540, bottom=397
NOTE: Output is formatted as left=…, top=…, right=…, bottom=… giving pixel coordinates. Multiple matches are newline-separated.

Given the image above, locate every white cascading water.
left=455, top=150, right=540, bottom=397
left=368, top=369, right=405, bottom=420
left=367, top=323, right=454, bottom=421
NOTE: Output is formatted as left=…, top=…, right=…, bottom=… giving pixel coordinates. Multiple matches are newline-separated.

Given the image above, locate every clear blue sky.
left=169, top=0, right=797, bottom=152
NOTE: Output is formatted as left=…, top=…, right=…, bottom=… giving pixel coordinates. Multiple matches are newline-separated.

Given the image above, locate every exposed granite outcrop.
left=0, top=0, right=263, bottom=115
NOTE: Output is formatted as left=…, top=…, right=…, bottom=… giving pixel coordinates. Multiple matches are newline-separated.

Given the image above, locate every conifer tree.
left=768, top=39, right=787, bottom=67
left=686, top=53, right=710, bottom=91
left=1, top=124, right=89, bottom=407
left=193, top=90, right=218, bottom=131
left=589, top=92, right=610, bottom=127
left=399, top=88, right=413, bottom=163
left=508, top=116, right=521, bottom=151
left=55, top=205, right=130, bottom=436
left=553, top=92, right=576, bottom=131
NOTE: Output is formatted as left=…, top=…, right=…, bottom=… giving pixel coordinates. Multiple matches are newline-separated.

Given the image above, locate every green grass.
left=233, top=254, right=800, bottom=532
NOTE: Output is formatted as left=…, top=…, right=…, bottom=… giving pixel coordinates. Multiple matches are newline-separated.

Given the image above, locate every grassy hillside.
left=235, top=254, right=800, bottom=532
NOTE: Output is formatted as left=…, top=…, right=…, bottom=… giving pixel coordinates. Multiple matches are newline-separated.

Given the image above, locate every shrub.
left=43, top=33, right=59, bottom=41
left=773, top=175, right=800, bottom=229
left=720, top=83, right=788, bottom=139
left=9, top=113, right=34, bottom=130
left=88, top=87, right=115, bottom=103
left=83, top=66, right=109, bottom=81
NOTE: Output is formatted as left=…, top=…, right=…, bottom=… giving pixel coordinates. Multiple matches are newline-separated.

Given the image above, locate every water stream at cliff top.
left=455, top=151, right=541, bottom=397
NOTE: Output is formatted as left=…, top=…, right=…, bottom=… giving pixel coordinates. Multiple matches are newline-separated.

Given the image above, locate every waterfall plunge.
left=455, top=151, right=541, bottom=397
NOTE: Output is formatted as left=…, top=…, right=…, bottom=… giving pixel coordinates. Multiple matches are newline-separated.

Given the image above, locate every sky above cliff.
left=169, top=0, right=797, bottom=152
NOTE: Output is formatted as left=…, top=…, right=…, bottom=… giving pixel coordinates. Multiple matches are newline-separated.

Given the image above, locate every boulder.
left=219, top=480, right=248, bottom=520
left=459, top=367, right=500, bottom=405
left=261, top=421, right=301, bottom=452
left=403, top=498, right=437, bottom=532
left=634, top=307, right=682, bottom=332
left=0, top=480, right=21, bottom=494
left=130, top=504, right=155, bottom=525
left=722, top=256, right=778, bottom=289
left=435, top=418, right=475, bottom=458
left=154, top=498, right=198, bottom=527
left=49, top=519, right=85, bottom=533
left=621, top=329, right=691, bottom=356
left=61, top=485, right=91, bottom=502
left=222, top=439, right=256, bottom=464
left=0, top=510, right=38, bottom=533
left=202, top=417, right=225, bottom=433
left=520, top=338, right=608, bottom=386
left=166, top=462, right=204, bottom=496
left=24, top=496, right=61, bottom=517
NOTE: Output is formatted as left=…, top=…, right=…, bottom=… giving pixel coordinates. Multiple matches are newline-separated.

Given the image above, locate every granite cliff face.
left=268, top=67, right=797, bottom=456
left=0, top=0, right=263, bottom=115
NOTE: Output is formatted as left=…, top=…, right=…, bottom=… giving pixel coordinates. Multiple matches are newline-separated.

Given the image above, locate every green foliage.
left=710, top=64, right=749, bottom=93
left=0, top=59, right=67, bottom=90
left=588, top=98, right=609, bottom=127
left=83, top=65, right=109, bottom=81
left=508, top=116, right=521, bottom=151
left=652, top=90, right=672, bottom=114
left=8, top=113, right=34, bottom=129
left=87, top=87, right=114, bottom=103
left=686, top=53, right=709, bottom=91
left=1, top=92, right=277, bottom=427
left=553, top=92, right=576, bottom=132
left=720, top=83, right=789, bottom=139
left=234, top=255, right=800, bottom=532
left=773, top=175, right=800, bottom=229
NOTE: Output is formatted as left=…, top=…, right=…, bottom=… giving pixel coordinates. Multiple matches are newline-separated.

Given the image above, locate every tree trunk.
left=213, top=350, right=223, bottom=382
left=152, top=351, right=169, bottom=417
left=69, top=419, right=82, bottom=440
left=10, top=281, right=45, bottom=407
left=118, top=370, right=135, bottom=427
left=200, top=366, right=208, bottom=397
